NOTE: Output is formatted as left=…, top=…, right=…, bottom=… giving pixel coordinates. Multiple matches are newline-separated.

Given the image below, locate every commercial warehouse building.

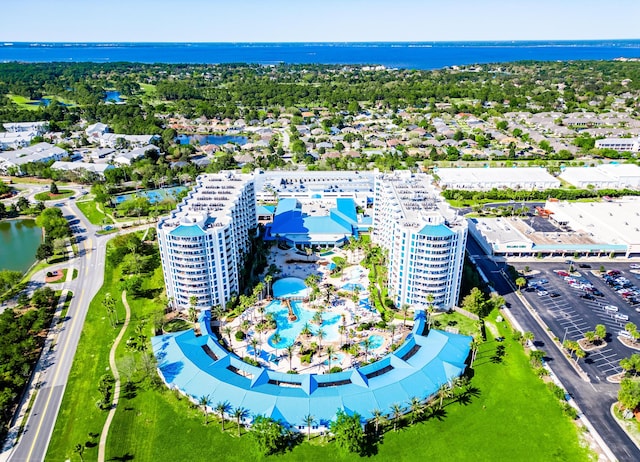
left=559, top=164, right=640, bottom=189
left=435, top=167, right=560, bottom=190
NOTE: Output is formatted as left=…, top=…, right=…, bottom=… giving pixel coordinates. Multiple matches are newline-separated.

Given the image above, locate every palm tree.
left=325, top=345, right=335, bottom=372
left=250, top=337, right=259, bottom=361
left=317, top=328, right=325, bottom=351
left=522, top=331, right=534, bottom=346
left=515, top=277, right=527, bottom=292
left=214, top=401, right=231, bottom=432
left=389, top=323, right=397, bottom=347
left=594, top=324, right=606, bottom=344
left=271, top=333, right=282, bottom=359
left=584, top=331, right=596, bottom=345
left=371, top=408, right=384, bottom=435
left=264, top=274, right=273, bottom=299
left=401, top=304, right=410, bottom=328
left=390, top=403, right=403, bottom=432
left=73, top=443, right=85, bottom=461
left=438, top=384, right=453, bottom=409
left=233, top=407, right=249, bottom=436
left=408, top=396, right=423, bottom=424
left=303, top=414, right=315, bottom=441
left=223, top=326, right=233, bottom=347
left=426, top=293, right=435, bottom=329
left=286, top=343, right=295, bottom=371
left=575, top=347, right=586, bottom=365
left=199, top=395, right=210, bottom=424
left=338, top=325, right=346, bottom=347
left=361, top=337, right=372, bottom=363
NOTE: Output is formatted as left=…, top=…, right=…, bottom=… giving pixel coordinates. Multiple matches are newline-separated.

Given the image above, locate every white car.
left=630, top=264, right=640, bottom=269
left=604, top=305, right=619, bottom=312
left=537, top=291, right=548, bottom=296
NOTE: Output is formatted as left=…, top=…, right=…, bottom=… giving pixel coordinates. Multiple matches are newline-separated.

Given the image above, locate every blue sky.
left=3, top=0, right=639, bottom=42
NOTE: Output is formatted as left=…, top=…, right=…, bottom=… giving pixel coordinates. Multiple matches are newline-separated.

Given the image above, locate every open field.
left=76, top=199, right=113, bottom=226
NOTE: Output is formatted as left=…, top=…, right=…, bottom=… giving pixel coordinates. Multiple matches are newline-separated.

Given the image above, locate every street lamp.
left=562, top=326, right=569, bottom=343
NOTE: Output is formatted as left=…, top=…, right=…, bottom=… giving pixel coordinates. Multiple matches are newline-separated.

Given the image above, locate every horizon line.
left=2, top=38, right=640, bottom=45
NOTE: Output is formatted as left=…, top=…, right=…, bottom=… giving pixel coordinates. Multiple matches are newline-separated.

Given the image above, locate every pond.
left=175, top=134, right=248, bottom=146
left=0, top=219, right=43, bottom=273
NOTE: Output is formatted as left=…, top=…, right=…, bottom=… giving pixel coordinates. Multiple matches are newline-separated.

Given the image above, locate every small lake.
left=104, top=90, right=122, bottom=103
left=176, top=134, right=248, bottom=146
left=0, top=219, right=43, bottom=273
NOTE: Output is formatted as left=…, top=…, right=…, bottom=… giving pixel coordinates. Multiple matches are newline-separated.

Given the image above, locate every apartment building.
left=372, top=171, right=467, bottom=311
left=157, top=172, right=256, bottom=310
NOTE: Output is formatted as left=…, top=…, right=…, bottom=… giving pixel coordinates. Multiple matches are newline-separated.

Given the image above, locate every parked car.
left=614, top=313, right=630, bottom=322
left=550, top=292, right=561, bottom=298
left=630, top=264, right=640, bottom=269
left=604, top=305, right=619, bottom=312
left=580, top=293, right=595, bottom=300
left=592, top=289, right=604, bottom=297
left=537, top=291, right=549, bottom=296
left=579, top=264, right=591, bottom=268
left=556, top=271, right=569, bottom=277
left=618, top=330, right=634, bottom=339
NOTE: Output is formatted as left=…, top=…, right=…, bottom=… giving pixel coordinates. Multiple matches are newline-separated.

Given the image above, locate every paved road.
left=467, top=236, right=640, bottom=461
left=4, top=195, right=107, bottom=462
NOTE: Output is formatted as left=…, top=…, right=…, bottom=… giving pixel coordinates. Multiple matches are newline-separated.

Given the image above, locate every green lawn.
left=76, top=200, right=113, bottom=226
left=47, top=248, right=591, bottom=462
left=33, top=190, right=74, bottom=201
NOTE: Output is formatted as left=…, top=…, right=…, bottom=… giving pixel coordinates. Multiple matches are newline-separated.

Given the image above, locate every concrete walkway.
left=97, top=291, right=131, bottom=462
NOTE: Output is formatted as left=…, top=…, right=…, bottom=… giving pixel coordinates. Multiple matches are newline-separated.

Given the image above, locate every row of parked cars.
left=602, top=270, right=640, bottom=307
left=553, top=270, right=605, bottom=298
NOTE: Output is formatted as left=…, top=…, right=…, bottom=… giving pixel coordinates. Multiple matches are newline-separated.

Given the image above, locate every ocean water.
left=1, top=41, right=640, bottom=69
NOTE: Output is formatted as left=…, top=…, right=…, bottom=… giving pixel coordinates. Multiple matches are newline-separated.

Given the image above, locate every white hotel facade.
left=159, top=170, right=467, bottom=312
left=373, top=171, right=468, bottom=311
left=157, top=172, right=256, bottom=310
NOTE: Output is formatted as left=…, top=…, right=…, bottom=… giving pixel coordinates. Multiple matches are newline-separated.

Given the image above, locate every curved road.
left=467, top=236, right=640, bottom=461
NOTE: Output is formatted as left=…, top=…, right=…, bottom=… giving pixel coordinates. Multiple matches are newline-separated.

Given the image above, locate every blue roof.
left=419, top=223, right=455, bottom=238
left=274, top=198, right=301, bottom=216
left=152, top=309, right=471, bottom=430
left=256, top=205, right=275, bottom=216
left=169, top=224, right=205, bottom=238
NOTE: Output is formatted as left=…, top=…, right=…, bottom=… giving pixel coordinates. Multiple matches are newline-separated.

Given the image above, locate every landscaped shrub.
left=235, top=330, right=245, bottom=341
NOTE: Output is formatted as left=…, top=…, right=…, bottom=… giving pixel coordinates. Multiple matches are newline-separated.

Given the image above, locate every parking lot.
left=518, top=262, right=640, bottom=381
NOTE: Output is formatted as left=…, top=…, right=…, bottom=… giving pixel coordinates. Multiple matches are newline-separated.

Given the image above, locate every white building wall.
left=158, top=172, right=256, bottom=311
left=372, top=171, right=467, bottom=311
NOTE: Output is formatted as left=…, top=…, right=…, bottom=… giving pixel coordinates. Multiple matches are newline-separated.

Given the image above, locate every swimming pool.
left=361, top=334, right=385, bottom=350
left=266, top=300, right=341, bottom=349
left=342, top=282, right=366, bottom=292
left=113, top=186, right=186, bottom=205
left=272, top=277, right=310, bottom=299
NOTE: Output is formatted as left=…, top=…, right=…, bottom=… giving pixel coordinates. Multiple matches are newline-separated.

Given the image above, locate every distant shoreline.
left=2, top=40, right=640, bottom=70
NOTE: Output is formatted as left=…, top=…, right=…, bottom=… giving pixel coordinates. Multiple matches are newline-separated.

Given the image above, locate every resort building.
left=152, top=309, right=472, bottom=433
left=435, top=167, right=560, bottom=190
left=157, top=172, right=256, bottom=310
left=372, top=171, right=468, bottom=311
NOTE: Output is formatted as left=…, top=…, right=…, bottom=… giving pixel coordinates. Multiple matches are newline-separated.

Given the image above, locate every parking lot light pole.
left=562, top=327, right=569, bottom=344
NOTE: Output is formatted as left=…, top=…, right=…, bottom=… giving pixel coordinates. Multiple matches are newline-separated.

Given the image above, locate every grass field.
left=33, top=190, right=74, bottom=201
left=76, top=200, right=113, bottom=226
left=47, top=237, right=592, bottom=462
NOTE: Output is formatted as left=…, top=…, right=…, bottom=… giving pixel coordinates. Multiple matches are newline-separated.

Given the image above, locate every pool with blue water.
left=266, top=300, right=341, bottom=349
